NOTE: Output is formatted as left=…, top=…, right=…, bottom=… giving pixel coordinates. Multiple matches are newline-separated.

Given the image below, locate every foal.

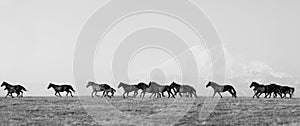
left=206, top=81, right=237, bottom=98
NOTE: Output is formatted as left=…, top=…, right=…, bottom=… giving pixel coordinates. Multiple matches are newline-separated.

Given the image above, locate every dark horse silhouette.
left=170, top=82, right=197, bottom=98
left=206, top=81, right=237, bottom=98
left=47, top=83, right=75, bottom=97
left=279, top=86, right=295, bottom=98
left=250, top=82, right=274, bottom=98
left=1, top=81, right=27, bottom=98
left=135, top=82, right=158, bottom=98
left=161, top=85, right=175, bottom=98
left=170, top=82, right=181, bottom=95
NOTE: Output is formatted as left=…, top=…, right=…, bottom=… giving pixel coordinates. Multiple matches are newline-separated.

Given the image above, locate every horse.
left=206, top=81, right=237, bottom=98
left=136, top=82, right=152, bottom=98
left=136, top=82, right=160, bottom=98
left=86, top=81, right=111, bottom=98
left=269, top=83, right=283, bottom=98
left=250, top=82, right=273, bottom=98
left=47, top=83, right=75, bottom=97
left=161, top=85, right=175, bottom=98
left=104, top=87, right=116, bottom=98
left=279, top=86, right=295, bottom=98
left=170, top=82, right=181, bottom=95
left=1, top=81, right=27, bottom=98
left=177, top=85, right=197, bottom=98
left=118, top=82, right=139, bottom=98
left=148, top=81, right=165, bottom=98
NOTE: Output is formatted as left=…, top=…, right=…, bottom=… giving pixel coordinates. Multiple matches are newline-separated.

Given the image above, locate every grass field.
left=0, top=96, right=300, bottom=125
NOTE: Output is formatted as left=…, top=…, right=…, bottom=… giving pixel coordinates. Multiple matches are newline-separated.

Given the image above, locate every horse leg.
left=167, top=92, right=171, bottom=98
left=144, top=92, right=147, bottom=98
left=123, top=92, right=126, bottom=98
left=54, top=92, right=58, bottom=97
left=58, top=92, right=62, bottom=97
left=140, top=91, right=143, bottom=97
left=70, top=91, right=73, bottom=97
left=66, top=91, right=69, bottom=97
left=257, top=92, right=263, bottom=98
left=102, top=91, right=106, bottom=97
left=193, top=92, right=198, bottom=98
left=170, top=91, right=175, bottom=98
left=20, top=91, right=23, bottom=97
left=134, top=91, right=138, bottom=97
left=10, top=93, right=14, bottom=98
left=212, top=91, right=216, bottom=98
left=95, top=92, right=100, bottom=97
left=5, top=92, right=10, bottom=98
left=91, top=91, right=95, bottom=98
left=217, top=92, right=223, bottom=98
left=172, top=88, right=177, bottom=96
left=284, top=93, right=287, bottom=98
left=158, top=92, right=161, bottom=98
left=161, top=91, right=165, bottom=97
left=264, top=93, right=268, bottom=98
left=179, top=92, right=183, bottom=97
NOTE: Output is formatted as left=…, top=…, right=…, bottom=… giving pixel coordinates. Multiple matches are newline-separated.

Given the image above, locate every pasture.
left=0, top=96, right=299, bottom=125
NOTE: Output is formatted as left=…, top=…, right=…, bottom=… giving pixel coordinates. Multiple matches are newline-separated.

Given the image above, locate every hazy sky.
left=0, top=0, right=299, bottom=96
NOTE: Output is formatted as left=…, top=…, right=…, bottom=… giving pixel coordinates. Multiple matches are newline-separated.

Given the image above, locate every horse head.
left=148, top=81, right=152, bottom=86
left=250, top=82, right=258, bottom=88
left=118, top=82, right=123, bottom=88
left=206, top=81, right=211, bottom=87
left=86, top=81, right=93, bottom=88
left=1, top=81, right=8, bottom=87
left=47, top=83, right=53, bottom=89
left=112, top=88, right=116, bottom=92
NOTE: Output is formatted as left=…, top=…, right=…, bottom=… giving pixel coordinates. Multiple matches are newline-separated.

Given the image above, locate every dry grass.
left=0, top=96, right=299, bottom=125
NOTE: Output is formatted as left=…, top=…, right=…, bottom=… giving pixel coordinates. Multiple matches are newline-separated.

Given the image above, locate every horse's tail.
left=231, top=86, right=237, bottom=98
left=192, top=88, right=198, bottom=98
left=69, top=86, right=75, bottom=92
left=192, top=87, right=197, bottom=94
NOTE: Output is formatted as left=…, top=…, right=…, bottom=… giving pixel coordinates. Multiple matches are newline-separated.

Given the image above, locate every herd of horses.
left=0, top=81, right=295, bottom=99
left=86, top=81, right=197, bottom=98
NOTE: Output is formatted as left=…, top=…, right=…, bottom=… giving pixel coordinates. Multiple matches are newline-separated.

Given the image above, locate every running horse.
left=136, top=82, right=160, bottom=98
left=86, top=81, right=112, bottom=98
left=118, top=82, right=139, bottom=98
left=1, top=81, right=27, bottom=98
left=148, top=81, right=165, bottom=98
left=170, top=82, right=197, bottom=98
left=279, top=86, right=295, bottom=98
left=47, top=83, right=75, bottom=97
left=104, top=87, right=116, bottom=98
left=206, top=81, right=237, bottom=98
left=161, top=85, right=175, bottom=98
left=170, top=82, right=181, bottom=95
left=177, top=85, right=197, bottom=98
left=250, top=82, right=272, bottom=98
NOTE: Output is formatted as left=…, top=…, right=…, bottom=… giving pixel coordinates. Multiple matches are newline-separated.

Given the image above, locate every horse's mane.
left=150, top=81, right=161, bottom=86
left=209, top=81, right=219, bottom=86
left=171, top=82, right=181, bottom=86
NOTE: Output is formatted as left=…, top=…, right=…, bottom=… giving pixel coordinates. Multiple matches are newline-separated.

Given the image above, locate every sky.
left=0, top=0, right=300, bottom=96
